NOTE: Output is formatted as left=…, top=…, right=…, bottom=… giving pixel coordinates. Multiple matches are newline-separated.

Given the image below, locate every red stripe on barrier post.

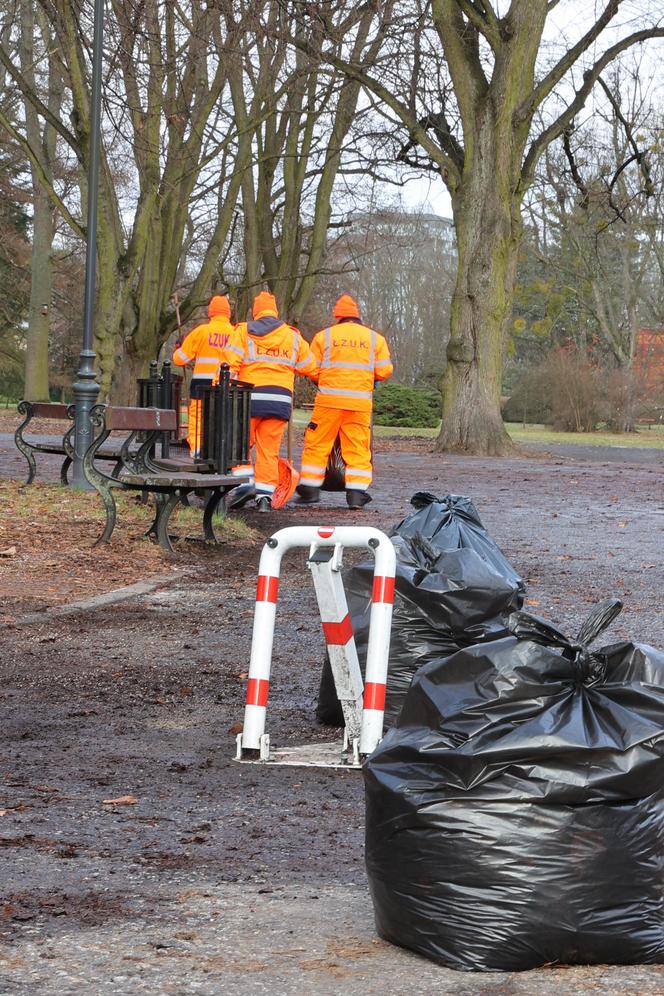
left=363, top=682, right=386, bottom=711
left=372, top=576, right=395, bottom=604
left=322, top=614, right=353, bottom=646
left=246, top=677, right=270, bottom=707
left=256, top=575, right=279, bottom=603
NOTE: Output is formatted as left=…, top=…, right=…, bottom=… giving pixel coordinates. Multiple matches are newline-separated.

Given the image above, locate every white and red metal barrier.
left=237, top=525, right=396, bottom=765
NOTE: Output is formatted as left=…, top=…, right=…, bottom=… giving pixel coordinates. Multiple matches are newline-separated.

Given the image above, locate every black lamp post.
left=71, top=0, right=104, bottom=488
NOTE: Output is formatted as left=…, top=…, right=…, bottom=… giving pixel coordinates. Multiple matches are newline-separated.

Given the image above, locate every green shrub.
left=372, top=383, right=441, bottom=427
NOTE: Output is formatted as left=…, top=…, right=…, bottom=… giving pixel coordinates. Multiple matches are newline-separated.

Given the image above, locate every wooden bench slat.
left=28, top=402, right=71, bottom=419
left=119, top=473, right=239, bottom=487
left=106, top=406, right=177, bottom=432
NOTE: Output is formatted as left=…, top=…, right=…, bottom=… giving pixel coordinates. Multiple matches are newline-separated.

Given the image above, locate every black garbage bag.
left=317, top=495, right=523, bottom=727
left=322, top=432, right=375, bottom=491
left=322, top=435, right=346, bottom=492
left=365, top=600, right=664, bottom=972
left=393, top=492, right=524, bottom=593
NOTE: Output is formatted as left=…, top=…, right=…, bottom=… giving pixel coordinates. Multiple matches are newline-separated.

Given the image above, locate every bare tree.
left=293, top=0, right=664, bottom=453
left=519, top=62, right=664, bottom=370
left=0, top=1, right=276, bottom=398
left=16, top=0, right=63, bottom=400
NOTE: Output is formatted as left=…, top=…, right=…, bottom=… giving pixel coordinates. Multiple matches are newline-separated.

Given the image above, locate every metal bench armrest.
left=14, top=401, right=36, bottom=484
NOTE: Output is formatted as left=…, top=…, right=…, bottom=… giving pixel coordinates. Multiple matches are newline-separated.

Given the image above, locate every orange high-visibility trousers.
left=251, top=416, right=287, bottom=497
left=187, top=398, right=202, bottom=457
left=300, top=403, right=372, bottom=491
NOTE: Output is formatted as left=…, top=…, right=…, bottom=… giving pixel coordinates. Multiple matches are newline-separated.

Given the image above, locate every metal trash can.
left=199, top=365, right=251, bottom=474
left=136, top=360, right=183, bottom=458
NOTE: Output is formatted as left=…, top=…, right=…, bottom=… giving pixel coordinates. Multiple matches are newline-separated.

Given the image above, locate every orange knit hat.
left=333, top=294, right=360, bottom=320
left=208, top=294, right=231, bottom=318
left=252, top=291, right=279, bottom=319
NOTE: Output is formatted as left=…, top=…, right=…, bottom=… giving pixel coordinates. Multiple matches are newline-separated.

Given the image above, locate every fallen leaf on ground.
left=101, top=795, right=138, bottom=806
left=0, top=547, right=17, bottom=557
left=526, top=599, right=540, bottom=606
left=228, top=722, right=243, bottom=736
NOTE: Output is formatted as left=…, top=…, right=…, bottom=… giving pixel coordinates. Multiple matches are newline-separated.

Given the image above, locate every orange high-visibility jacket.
left=223, top=317, right=317, bottom=421
left=172, top=314, right=235, bottom=383
left=309, top=319, right=393, bottom=411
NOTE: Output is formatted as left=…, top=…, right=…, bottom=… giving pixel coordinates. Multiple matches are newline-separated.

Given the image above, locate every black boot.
left=295, top=485, right=321, bottom=505
left=346, top=489, right=372, bottom=508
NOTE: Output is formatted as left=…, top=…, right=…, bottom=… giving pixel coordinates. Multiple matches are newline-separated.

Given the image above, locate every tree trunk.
left=24, top=186, right=53, bottom=400
left=436, top=119, right=522, bottom=456
left=20, top=0, right=60, bottom=401
left=109, top=342, right=146, bottom=405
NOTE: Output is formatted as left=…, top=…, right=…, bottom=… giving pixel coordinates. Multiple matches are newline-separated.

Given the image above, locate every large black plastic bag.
left=322, top=435, right=346, bottom=492
left=364, top=600, right=664, bottom=972
left=322, top=432, right=375, bottom=491
left=393, top=492, right=524, bottom=593
left=317, top=495, right=523, bottom=727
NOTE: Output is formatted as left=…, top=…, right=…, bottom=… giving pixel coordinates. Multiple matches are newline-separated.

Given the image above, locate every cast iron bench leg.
left=93, top=479, right=118, bottom=546
left=145, top=495, right=163, bottom=541
left=14, top=419, right=36, bottom=485
left=155, top=490, right=184, bottom=554
left=60, top=455, right=72, bottom=486
left=202, top=487, right=224, bottom=542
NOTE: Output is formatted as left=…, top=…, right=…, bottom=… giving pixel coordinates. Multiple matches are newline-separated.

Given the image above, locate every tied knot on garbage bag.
left=508, top=597, right=623, bottom=687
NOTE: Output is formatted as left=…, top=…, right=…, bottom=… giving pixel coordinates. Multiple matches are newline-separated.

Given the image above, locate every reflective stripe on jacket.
left=172, top=315, right=235, bottom=382
left=309, top=320, right=393, bottom=411
left=222, top=318, right=317, bottom=421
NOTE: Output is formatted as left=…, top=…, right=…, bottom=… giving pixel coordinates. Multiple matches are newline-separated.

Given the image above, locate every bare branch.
left=525, top=0, right=622, bottom=116
left=432, top=0, right=489, bottom=124
left=521, top=26, right=664, bottom=189
left=290, top=34, right=462, bottom=190
left=0, top=41, right=80, bottom=156
left=597, top=74, right=654, bottom=197
left=0, top=105, right=85, bottom=238
left=456, top=0, right=500, bottom=51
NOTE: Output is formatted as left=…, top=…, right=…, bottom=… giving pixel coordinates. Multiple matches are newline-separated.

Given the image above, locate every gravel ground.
left=1, top=435, right=663, bottom=993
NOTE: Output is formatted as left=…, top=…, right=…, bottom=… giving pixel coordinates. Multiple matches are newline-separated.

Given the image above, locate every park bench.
left=14, top=400, right=126, bottom=486
left=16, top=362, right=189, bottom=486
left=83, top=405, right=247, bottom=554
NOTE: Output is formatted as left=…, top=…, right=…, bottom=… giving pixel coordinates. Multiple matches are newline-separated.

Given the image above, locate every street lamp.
left=71, top=0, right=104, bottom=488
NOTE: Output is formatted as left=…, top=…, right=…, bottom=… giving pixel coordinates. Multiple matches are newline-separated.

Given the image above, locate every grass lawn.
left=292, top=409, right=439, bottom=438
left=506, top=422, right=664, bottom=449
left=293, top=410, right=664, bottom=448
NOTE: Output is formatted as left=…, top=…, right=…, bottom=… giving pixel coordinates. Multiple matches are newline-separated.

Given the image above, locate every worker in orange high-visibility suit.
left=296, top=294, right=393, bottom=508
left=172, top=295, right=235, bottom=457
left=221, top=291, right=317, bottom=512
